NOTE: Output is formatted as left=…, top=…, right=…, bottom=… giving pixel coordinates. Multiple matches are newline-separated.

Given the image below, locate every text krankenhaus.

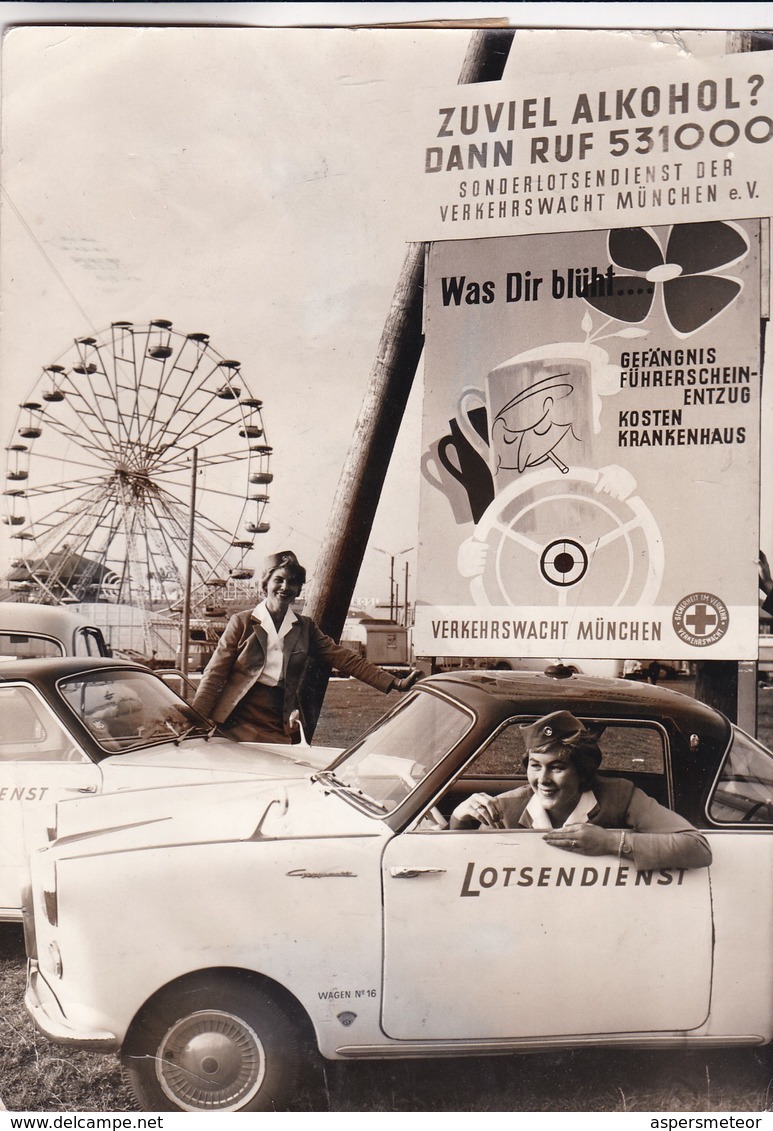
left=618, top=347, right=754, bottom=449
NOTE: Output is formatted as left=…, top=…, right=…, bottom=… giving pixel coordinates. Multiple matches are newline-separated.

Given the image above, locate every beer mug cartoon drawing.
left=454, top=341, right=664, bottom=608
left=421, top=411, right=494, bottom=525
left=457, top=342, right=619, bottom=488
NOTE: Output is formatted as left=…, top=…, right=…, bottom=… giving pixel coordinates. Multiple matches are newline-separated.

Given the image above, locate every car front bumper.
left=25, top=959, right=119, bottom=1050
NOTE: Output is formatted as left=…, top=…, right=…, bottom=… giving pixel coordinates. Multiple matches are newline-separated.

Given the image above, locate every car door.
left=702, top=725, right=773, bottom=1033
left=0, top=683, right=100, bottom=916
left=381, top=717, right=713, bottom=1042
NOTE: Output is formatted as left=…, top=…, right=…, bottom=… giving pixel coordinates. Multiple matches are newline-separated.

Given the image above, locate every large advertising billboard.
left=415, top=219, right=764, bottom=660
left=414, top=43, right=771, bottom=663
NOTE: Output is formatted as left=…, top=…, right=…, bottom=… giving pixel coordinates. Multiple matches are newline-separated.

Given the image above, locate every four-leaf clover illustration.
left=584, top=221, right=748, bottom=338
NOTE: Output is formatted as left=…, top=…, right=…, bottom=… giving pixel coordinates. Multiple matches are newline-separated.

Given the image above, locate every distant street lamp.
left=372, top=544, right=414, bottom=622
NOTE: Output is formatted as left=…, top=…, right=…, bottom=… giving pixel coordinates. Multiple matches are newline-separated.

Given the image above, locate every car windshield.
left=324, top=690, right=473, bottom=814
left=58, top=668, right=210, bottom=754
left=709, top=725, right=773, bottom=823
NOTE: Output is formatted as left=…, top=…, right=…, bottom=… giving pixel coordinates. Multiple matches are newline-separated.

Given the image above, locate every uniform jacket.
left=474, top=778, right=712, bottom=872
left=192, top=609, right=396, bottom=729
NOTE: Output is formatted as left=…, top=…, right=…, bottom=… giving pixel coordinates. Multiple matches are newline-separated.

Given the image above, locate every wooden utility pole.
left=299, top=28, right=516, bottom=736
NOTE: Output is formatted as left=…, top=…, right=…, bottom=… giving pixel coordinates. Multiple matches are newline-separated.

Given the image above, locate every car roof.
left=0, top=656, right=147, bottom=683
left=0, top=602, right=102, bottom=635
left=418, top=669, right=730, bottom=746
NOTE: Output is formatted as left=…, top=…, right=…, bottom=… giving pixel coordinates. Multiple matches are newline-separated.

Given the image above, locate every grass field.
left=1, top=675, right=772, bottom=1112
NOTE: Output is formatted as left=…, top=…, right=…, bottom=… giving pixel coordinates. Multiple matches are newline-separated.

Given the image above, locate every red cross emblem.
left=672, top=592, right=729, bottom=647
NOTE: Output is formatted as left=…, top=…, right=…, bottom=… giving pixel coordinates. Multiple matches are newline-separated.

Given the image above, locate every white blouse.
left=251, top=601, right=298, bottom=686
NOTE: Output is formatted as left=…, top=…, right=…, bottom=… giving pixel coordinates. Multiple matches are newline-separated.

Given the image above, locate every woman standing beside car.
left=193, top=550, right=419, bottom=743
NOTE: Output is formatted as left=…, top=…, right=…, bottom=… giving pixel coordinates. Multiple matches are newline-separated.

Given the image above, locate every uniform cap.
left=520, top=709, right=588, bottom=754
left=259, top=550, right=306, bottom=591
left=263, top=550, right=304, bottom=575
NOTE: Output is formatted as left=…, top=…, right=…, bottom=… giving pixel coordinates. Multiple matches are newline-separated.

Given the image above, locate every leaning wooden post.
left=299, top=28, right=516, bottom=737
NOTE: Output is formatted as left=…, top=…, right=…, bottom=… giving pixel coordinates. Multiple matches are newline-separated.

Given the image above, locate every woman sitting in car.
left=450, top=709, right=712, bottom=871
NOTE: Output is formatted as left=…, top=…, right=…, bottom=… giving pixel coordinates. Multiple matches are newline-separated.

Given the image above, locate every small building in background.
left=341, top=614, right=409, bottom=668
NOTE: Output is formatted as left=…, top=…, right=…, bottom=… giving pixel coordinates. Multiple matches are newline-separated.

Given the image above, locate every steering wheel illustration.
left=466, top=466, right=664, bottom=608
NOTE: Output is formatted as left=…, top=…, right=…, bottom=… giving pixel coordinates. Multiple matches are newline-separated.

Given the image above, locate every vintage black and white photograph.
left=0, top=1, right=772, bottom=1118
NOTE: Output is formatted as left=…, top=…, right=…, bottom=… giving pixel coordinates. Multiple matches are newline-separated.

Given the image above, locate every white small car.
left=24, top=669, right=773, bottom=1111
left=0, top=656, right=330, bottom=920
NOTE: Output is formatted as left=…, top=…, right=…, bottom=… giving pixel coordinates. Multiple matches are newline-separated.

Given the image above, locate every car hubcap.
left=156, top=1009, right=266, bottom=1110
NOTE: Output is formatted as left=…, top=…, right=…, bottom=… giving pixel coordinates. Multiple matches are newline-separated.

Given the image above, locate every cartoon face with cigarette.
left=457, top=342, right=621, bottom=485
left=490, top=368, right=577, bottom=476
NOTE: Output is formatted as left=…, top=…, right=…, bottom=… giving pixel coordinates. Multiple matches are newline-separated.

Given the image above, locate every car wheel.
left=121, top=974, right=304, bottom=1111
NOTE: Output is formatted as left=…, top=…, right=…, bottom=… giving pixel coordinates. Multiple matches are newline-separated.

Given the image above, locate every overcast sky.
left=1, top=7, right=770, bottom=602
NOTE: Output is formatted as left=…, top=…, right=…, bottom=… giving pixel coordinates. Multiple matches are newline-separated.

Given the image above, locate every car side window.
left=596, top=724, right=668, bottom=804
left=75, top=629, right=109, bottom=657
left=0, top=685, right=83, bottom=762
left=465, top=722, right=526, bottom=777
left=452, top=717, right=669, bottom=806
left=74, top=629, right=93, bottom=657
left=0, top=633, right=63, bottom=660
left=708, top=727, right=773, bottom=824
left=464, top=718, right=664, bottom=772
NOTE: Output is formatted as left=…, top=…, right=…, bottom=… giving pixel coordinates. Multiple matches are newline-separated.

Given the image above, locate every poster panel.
left=414, top=44, right=771, bottom=663
left=414, top=218, right=763, bottom=660
left=413, top=49, right=773, bottom=241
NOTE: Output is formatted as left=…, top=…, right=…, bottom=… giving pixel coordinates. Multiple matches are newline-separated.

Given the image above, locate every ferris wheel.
left=3, top=320, right=272, bottom=638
